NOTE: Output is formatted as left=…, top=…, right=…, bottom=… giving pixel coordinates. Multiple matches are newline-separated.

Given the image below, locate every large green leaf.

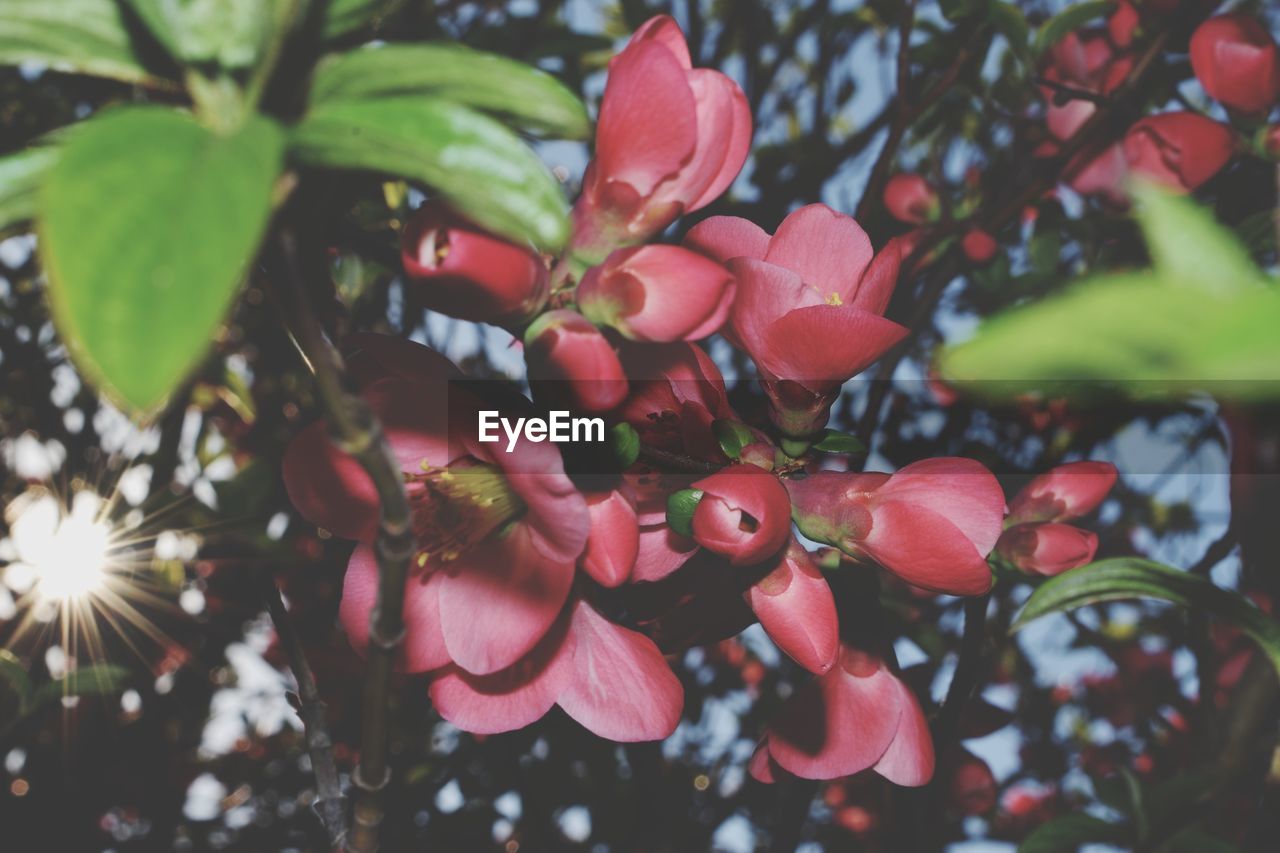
left=310, top=43, right=590, bottom=139
left=40, top=107, right=284, bottom=414
left=1132, top=183, right=1263, bottom=294
left=1012, top=558, right=1280, bottom=679
left=1019, top=814, right=1121, bottom=852
left=0, top=145, right=58, bottom=235
left=122, top=0, right=287, bottom=69
left=0, top=0, right=168, bottom=85
left=290, top=96, right=570, bottom=250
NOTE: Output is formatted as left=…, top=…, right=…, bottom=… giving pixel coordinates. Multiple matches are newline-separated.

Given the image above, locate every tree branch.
left=273, top=231, right=416, bottom=853
left=266, top=583, right=348, bottom=849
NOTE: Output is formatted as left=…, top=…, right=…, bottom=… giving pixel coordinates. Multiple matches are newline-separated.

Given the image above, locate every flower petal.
left=862, top=502, right=993, bottom=595
left=764, top=204, right=874, bottom=301
left=684, top=216, right=771, bottom=264
left=339, top=543, right=450, bottom=673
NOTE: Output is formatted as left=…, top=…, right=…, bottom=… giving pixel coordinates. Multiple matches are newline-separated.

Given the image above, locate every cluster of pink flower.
left=281, top=17, right=1117, bottom=786
left=882, top=5, right=1280, bottom=264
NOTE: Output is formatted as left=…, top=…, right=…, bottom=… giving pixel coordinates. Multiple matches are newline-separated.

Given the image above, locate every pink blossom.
left=746, top=539, right=839, bottom=674
left=523, top=309, right=628, bottom=413
left=690, top=465, right=792, bottom=566
left=576, top=244, right=735, bottom=341
left=996, top=522, right=1099, bottom=576
left=685, top=204, right=907, bottom=437
left=787, top=457, right=1005, bottom=595
left=1191, top=14, right=1280, bottom=115
left=1006, top=461, right=1117, bottom=524
left=882, top=173, right=939, bottom=224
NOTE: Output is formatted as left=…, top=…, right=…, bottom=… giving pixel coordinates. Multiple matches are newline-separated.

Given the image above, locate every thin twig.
left=266, top=583, right=348, bottom=848
left=273, top=231, right=416, bottom=853
left=636, top=444, right=724, bottom=475
left=931, top=593, right=990, bottom=751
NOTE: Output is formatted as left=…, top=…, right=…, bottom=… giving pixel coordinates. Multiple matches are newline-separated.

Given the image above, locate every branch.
left=273, top=231, right=416, bottom=853
left=266, top=583, right=347, bottom=848
left=636, top=443, right=724, bottom=475
left=931, top=593, right=990, bottom=751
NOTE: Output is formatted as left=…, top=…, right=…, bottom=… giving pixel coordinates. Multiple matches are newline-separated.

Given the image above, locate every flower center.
left=824, top=291, right=843, bottom=306
left=408, top=461, right=525, bottom=568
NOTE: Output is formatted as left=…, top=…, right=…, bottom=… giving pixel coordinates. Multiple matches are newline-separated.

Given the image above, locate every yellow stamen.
left=407, top=462, right=525, bottom=570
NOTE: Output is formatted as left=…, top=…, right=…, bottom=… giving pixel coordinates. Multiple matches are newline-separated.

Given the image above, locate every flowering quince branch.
left=265, top=583, right=347, bottom=848
left=272, top=231, right=416, bottom=853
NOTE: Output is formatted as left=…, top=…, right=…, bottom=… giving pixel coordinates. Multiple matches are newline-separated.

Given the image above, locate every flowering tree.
left=1, top=1, right=1279, bottom=851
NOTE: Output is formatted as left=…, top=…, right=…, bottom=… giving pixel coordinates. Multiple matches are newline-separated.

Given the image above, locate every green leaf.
left=321, top=0, right=403, bottom=40
left=311, top=43, right=591, bottom=139
left=40, top=107, right=284, bottom=414
left=712, top=419, right=754, bottom=460
left=1132, top=183, right=1263, bottom=295
left=123, top=0, right=286, bottom=69
left=610, top=422, right=640, bottom=469
left=0, top=145, right=58, bottom=235
left=665, top=488, right=704, bottom=538
left=0, top=0, right=169, bottom=85
left=812, top=429, right=867, bottom=455
left=1019, top=814, right=1122, bottom=852
left=0, top=650, right=32, bottom=710
left=30, top=664, right=132, bottom=711
left=988, top=2, right=1033, bottom=68
left=938, top=270, right=1280, bottom=401
left=1164, top=829, right=1239, bottom=853
left=1035, top=1, right=1115, bottom=56
left=1012, top=558, right=1280, bottom=680
left=290, top=96, right=570, bottom=250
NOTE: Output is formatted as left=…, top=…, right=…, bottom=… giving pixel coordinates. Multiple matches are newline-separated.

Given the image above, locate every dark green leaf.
left=988, top=2, right=1033, bottom=68
left=40, top=107, right=284, bottom=414
left=1012, top=558, right=1280, bottom=680
left=0, top=0, right=168, bottom=85
left=665, top=488, right=704, bottom=538
left=712, top=419, right=754, bottom=460
left=0, top=650, right=32, bottom=710
left=311, top=43, right=590, bottom=139
left=0, top=145, right=57, bottom=235
left=30, top=664, right=132, bottom=711
left=812, top=429, right=867, bottom=455
left=290, top=96, right=570, bottom=250
left=321, top=0, right=404, bottom=40
left=1035, top=1, right=1116, bottom=56
left=1019, top=814, right=1122, bottom=852
left=610, top=423, right=640, bottom=469
left=1165, top=829, right=1239, bottom=853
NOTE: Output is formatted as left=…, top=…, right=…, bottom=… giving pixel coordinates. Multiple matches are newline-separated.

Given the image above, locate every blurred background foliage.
left=1, top=0, right=1279, bottom=851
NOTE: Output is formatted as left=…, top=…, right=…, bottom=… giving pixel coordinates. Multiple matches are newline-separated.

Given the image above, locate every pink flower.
left=1006, top=461, right=1117, bottom=524
left=523, top=309, right=628, bottom=413
left=580, top=487, right=639, bottom=588
left=685, top=204, right=907, bottom=437
left=576, top=244, right=735, bottom=341
left=1122, top=112, right=1236, bottom=193
left=751, top=647, right=934, bottom=784
left=571, top=15, right=751, bottom=261
left=787, top=458, right=1005, bottom=595
left=401, top=203, right=548, bottom=325
left=429, top=598, right=683, bottom=741
left=1108, top=1, right=1140, bottom=49
left=961, top=228, right=999, bottom=265
left=996, top=522, right=1099, bottom=576
left=690, top=465, right=792, bottom=566
left=1041, top=32, right=1133, bottom=143
left=1190, top=14, right=1280, bottom=115
left=746, top=539, right=839, bottom=674
left=882, top=174, right=939, bottom=224
left=283, top=336, right=589, bottom=676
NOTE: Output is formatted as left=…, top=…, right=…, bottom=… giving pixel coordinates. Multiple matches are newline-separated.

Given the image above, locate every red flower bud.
left=882, top=174, right=939, bottom=224
left=1108, top=0, right=1140, bottom=49
left=1190, top=14, right=1280, bottom=115
left=1122, top=112, right=1236, bottom=193
left=524, top=310, right=628, bottom=413
left=947, top=750, right=998, bottom=815
left=961, top=228, right=999, bottom=265
left=401, top=203, right=548, bottom=325
left=690, top=465, right=791, bottom=565
left=996, top=522, right=1098, bottom=576
left=1007, top=461, right=1117, bottom=524
left=577, top=245, right=735, bottom=342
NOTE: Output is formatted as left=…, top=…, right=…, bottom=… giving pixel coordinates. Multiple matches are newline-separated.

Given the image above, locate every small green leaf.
left=40, top=107, right=284, bottom=414
left=1019, top=814, right=1122, bottom=852
left=0, top=0, right=170, bottom=86
left=290, top=96, right=570, bottom=250
left=988, top=2, right=1033, bottom=68
left=321, top=0, right=404, bottom=40
left=311, top=43, right=591, bottom=139
left=812, top=429, right=867, bottom=455
left=1012, top=558, right=1280, bottom=680
left=30, top=664, right=132, bottom=711
left=665, top=488, right=704, bottom=538
left=610, top=422, right=640, bottom=468
left=0, top=145, right=58, bottom=235
left=123, top=0, right=284, bottom=69
left=1131, top=183, right=1263, bottom=294
left=1035, top=1, right=1115, bottom=56
left=712, top=419, right=754, bottom=460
